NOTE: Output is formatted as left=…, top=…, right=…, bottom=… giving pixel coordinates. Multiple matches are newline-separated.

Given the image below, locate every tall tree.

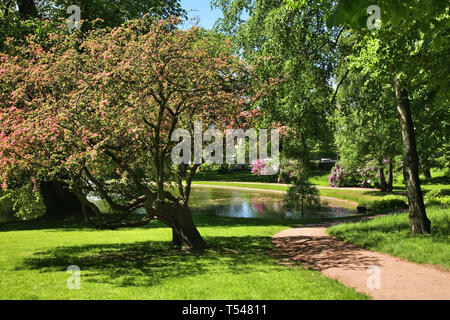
left=319, top=0, right=449, bottom=234
left=0, top=0, right=187, bottom=218
left=213, top=0, right=338, bottom=165
left=0, top=18, right=268, bottom=249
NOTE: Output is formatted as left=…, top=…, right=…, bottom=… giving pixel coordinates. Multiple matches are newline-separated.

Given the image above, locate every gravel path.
left=273, top=222, right=450, bottom=300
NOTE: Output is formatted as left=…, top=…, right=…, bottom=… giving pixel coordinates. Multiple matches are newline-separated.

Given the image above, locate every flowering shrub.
left=277, top=159, right=309, bottom=183
left=329, top=162, right=377, bottom=187
left=251, top=159, right=269, bottom=175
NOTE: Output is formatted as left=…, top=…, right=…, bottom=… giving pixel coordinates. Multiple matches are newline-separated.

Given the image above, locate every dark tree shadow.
left=17, top=236, right=286, bottom=288
left=273, top=235, right=381, bottom=271
left=0, top=214, right=327, bottom=232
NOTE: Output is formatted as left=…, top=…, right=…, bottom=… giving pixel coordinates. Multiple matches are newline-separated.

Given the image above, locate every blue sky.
left=180, top=0, right=224, bottom=29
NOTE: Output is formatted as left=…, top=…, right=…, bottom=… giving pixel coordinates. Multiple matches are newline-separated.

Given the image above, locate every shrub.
left=283, top=178, right=322, bottom=216
left=358, top=197, right=408, bottom=213
left=278, top=159, right=310, bottom=184
left=329, top=162, right=379, bottom=188
left=328, top=163, right=360, bottom=187
left=424, top=189, right=450, bottom=207
left=0, top=184, right=46, bottom=220
left=427, top=198, right=450, bottom=207
left=0, top=191, right=14, bottom=219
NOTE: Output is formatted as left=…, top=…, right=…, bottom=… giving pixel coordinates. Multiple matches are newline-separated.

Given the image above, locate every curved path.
left=193, top=183, right=450, bottom=299
left=273, top=222, right=450, bottom=300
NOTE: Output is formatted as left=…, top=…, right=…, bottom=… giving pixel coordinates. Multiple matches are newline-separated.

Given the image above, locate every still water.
left=188, top=186, right=358, bottom=219
left=1, top=186, right=358, bottom=223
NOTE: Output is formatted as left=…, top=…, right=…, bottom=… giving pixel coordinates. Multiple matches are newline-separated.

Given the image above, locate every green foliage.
left=0, top=190, right=14, bottom=217
left=424, top=189, right=450, bottom=207
left=283, top=178, right=322, bottom=216
left=0, top=1, right=186, bottom=51
left=1, top=184, right=46, bottom=219
left=278, top=158, right=310, bottom=184
left=36, top=0, right=185, bottom=30
left=213, top=0, right=337, bottom=162
left=358, top=197, right=408, bottom=214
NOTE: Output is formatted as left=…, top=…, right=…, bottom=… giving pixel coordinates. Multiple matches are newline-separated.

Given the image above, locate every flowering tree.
left=0, top=17, right=266, bottom=250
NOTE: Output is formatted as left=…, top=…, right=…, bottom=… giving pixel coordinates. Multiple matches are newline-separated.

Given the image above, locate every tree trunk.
left=301, top=193, right=304, bottom=217
left=171, top=228, right=184, bottom=248
left=423, top=168, right=432, bottom=179
left=394, top=79, right=431, bottom=234
left=40, top=180, right=82, bottom=218
left=387, top=158, right=394, bottom=193
left=378, top=159, right=388, bottom=193
left=154, top=202, right=207, bottom=251
left=16, top=0, right=38, bottom=18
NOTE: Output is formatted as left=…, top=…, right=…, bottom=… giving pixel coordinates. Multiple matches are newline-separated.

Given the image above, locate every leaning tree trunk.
left=394, top=79, right=431, bottom=234
left=152, top=201, right=207, bottom=250
left=40, top=180, right=83, bottom=218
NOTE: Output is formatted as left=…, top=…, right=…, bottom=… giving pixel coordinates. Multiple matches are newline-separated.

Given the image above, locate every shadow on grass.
left=193, top=170, right=276, bottom=183
left=273, top=235, right=382, bottom=271
left=421, top=175, right=450, bottom=185
left=17, top=236, right=284, bottom=288
left=0, top=214, right=326, bottom=232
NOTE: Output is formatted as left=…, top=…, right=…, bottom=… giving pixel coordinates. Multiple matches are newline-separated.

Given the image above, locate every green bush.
left=424, top=189, right=450, bottom=207
left=358, top=197, right=408, bottom=213
left=0, top=184, right=46, bottom=220
left=0, top=191, right=14, bottom=219
left=426, top=197, right=450, bottom=207
left=424, top=189, right=444, bottom=200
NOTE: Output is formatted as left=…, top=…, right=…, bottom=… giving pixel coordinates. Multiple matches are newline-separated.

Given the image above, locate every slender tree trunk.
left=423, top=168, right=432, bottom=179
left=394, top=79, right=431, bottom=234
left=300, top=133, right=311, bottom=169
left=301, top=193, right=304, bottom=217
left=387, top=158, right=394, bottom=193
left=378, top=159, right=388, bottom=193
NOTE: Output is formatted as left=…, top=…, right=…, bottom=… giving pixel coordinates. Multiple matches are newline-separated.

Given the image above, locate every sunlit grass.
left=0, top=216, right=368, bottom=300
left=327, top=206, right=450, bottom=270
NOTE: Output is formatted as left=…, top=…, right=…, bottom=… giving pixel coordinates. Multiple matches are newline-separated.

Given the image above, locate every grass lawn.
left=0, top=216, right=368, bottom=300
left=327, top=206, right=450, bottom=270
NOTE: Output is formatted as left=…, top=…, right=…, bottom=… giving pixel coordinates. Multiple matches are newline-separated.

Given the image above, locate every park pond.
left=0, top=186, right=360, bottom=223
left=187, top=186, right=359, bottom=219
left=88, top=186, right=360, bottom=219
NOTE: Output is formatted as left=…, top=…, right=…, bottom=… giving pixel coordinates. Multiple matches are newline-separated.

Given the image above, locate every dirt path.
left=273, top=223, right=450, bottom=300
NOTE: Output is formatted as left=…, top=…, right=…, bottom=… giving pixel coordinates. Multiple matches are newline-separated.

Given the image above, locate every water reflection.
left=189, top=187, right=359, bottom=219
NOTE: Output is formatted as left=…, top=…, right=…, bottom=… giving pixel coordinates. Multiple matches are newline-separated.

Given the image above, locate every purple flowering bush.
left=251, top=159, right=268, bottom=176
left=329, top=162, right=377, bottom=188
